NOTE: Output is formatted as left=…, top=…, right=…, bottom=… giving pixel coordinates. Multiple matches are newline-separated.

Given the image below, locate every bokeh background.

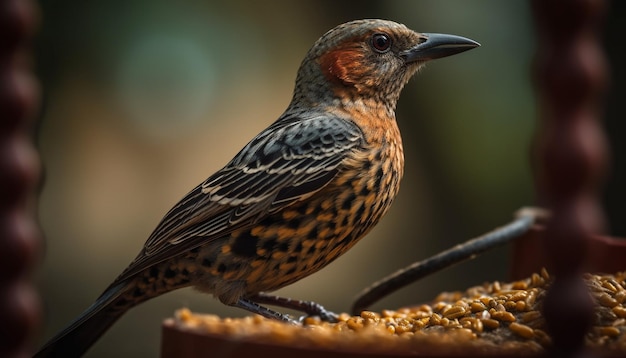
left=33, top=1, right=625, bottom=357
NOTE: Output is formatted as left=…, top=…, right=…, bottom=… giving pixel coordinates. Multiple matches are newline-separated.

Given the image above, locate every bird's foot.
left=232, top=298, right=300, bottom=325
left=296, top=302, right=339, bottom=323
left=249, top=293, right=339, bottom=323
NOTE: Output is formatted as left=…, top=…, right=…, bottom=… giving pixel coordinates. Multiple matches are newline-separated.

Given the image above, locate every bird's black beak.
left=401, top=33, right=480, bottom=63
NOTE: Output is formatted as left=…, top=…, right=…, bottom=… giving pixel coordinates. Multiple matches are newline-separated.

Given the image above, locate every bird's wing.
left=110, top=113, right=364, bottom=284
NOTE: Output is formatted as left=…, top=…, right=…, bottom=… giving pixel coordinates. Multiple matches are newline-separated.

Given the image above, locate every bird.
left=35, top=19, right=479, bottom=357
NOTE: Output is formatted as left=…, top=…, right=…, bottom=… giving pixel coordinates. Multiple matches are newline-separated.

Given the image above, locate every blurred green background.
left=34, top=1, right=624, bottom=357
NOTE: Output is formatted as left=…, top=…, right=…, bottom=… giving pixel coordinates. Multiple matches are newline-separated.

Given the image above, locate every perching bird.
left=36, top=19, right=478, bottom=357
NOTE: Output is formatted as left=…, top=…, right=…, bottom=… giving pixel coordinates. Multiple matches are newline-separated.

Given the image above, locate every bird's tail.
left=34, top=284, right=128, bottom=358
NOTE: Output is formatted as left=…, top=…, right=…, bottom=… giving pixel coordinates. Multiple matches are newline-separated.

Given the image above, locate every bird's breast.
left=194, top=113, right=405, bottom=295
left=336, top=119, right=405, bottom=232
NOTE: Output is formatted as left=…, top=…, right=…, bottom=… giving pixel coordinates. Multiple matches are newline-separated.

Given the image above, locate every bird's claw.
left=298, top=309, right=339, bottom=324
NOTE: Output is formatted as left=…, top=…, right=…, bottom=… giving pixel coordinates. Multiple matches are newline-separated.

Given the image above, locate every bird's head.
left=293, top=19, right=479, bottom=111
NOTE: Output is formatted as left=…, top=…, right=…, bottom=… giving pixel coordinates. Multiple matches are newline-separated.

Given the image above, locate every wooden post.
left=0, top=0, right=42, bottom=356
left=531, top=0, right=608, bottom=355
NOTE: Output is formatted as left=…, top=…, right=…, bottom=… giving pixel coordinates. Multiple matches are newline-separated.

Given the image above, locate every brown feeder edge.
left=161, top=321, right=413, bottom=358
left=160, top=318, right=548, bottom=358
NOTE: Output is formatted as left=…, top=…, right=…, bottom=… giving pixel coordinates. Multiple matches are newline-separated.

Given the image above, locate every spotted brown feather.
left=117, top=113, right=364, bottom=283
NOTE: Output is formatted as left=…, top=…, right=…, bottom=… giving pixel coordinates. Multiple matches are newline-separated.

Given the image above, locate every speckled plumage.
left=36, top=19, right=478, bottom=357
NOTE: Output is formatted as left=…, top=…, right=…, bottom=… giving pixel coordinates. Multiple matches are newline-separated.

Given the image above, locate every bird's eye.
left=371, top=33, right=392, bottom=53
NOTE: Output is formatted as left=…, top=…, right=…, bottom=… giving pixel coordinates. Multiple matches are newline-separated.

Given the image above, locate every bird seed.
left=169, top=270, right=626, bottom=355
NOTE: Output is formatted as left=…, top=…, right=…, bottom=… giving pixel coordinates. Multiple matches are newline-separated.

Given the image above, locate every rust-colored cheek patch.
left=319, top=48, right=367, bottom=87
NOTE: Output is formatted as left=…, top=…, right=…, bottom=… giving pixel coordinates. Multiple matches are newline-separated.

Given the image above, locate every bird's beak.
left=401, top=33, right=480, bottom=63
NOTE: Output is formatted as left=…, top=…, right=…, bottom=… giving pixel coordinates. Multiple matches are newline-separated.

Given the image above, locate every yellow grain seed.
left=598, top=326, right=620, bottom=337
left=511, top=280, right=528, bottom=290
left=394, top=324, right=411, bottom=334
left=487, top=299, right=498, bottom=309
left=598, top=292, right=619, bottom=308
left=396, top=318, right=411, bottom=327
left=440, top=317, right=451, bottom=327
left=474, top=317, right=483, bottom=333
left=608, top=277, right=626, bottom=292
left=337, top=313, right=351, bottom=322
left=612, top=305, right=626, bottom=318
left=457, top=300, right=469, bottom=309
left=458, top=328, right=476, bottom=339
left=515, top=300, right=527, bottom=311
left=470, top=301, right=487, bottom=312
left=509, top=322, right=534, bottom=339
left=332, top=322, right=345, bottom=331
left=495, top=303, right=506, bottom=312
left=365, top=318, right=378, bottom=326
left=531, top=273, right=544, bottom=287
left=416, top=305, right=432, bottom=313
left=540, top=267, right=550, bottom=281
left=492, top=311, right=516, bottom=322
left=430, top=313, right=442, bottom=326
left=522, top=310, right=542, bottom=323
left=481, top=318, right=500, bottom=329
left=492, top=281, right=501, bottom=292
left=479, top=297, right=492, bottom=306
left=478, top=310, right=491, bottom=320
left=460, top=317, right=483, bottom=333
left=413, top=318, right=426, bottom=329
left=608, top=278, right=624, bottom=290
left=602, top=280, right=618, bottom=293
left=615, top=290, right=626, bottom=304
left=361, top=311, right=380, bottom=320
left=346, top=317, right=364, bottom=331
left=526, top=289, right=538, bottom=307
left=534, top=329, right=552, bottom=345
left=386, top=324, right=396, bottom=334
left=433, top=302, right=449, bottom=312
left=178, top=308, right=192, bottom=320
left=410, top=311, right=431, bottom=320
left=510, top=291, right=528, bottom=302
left=504, top=301, right=516, bottom=310
left=393, top=312, right=408, bottom=320
left=443, top=305, right=467, bottom=320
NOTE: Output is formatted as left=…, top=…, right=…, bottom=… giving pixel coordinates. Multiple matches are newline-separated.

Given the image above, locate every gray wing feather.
left=109, top=113, right=364, bottom=285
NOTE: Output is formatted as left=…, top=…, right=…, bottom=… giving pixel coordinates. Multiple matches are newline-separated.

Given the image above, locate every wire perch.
left=352, top=207, right=549, bottom=315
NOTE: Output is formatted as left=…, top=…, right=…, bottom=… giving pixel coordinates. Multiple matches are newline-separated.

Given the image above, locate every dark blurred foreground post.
left=0, top=0, right=42, bottom=357
left=531, top=0, right=608, bottom=356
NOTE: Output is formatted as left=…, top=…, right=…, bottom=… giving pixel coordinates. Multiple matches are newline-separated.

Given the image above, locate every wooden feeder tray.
left=162, top=265, right=626, bottom=357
